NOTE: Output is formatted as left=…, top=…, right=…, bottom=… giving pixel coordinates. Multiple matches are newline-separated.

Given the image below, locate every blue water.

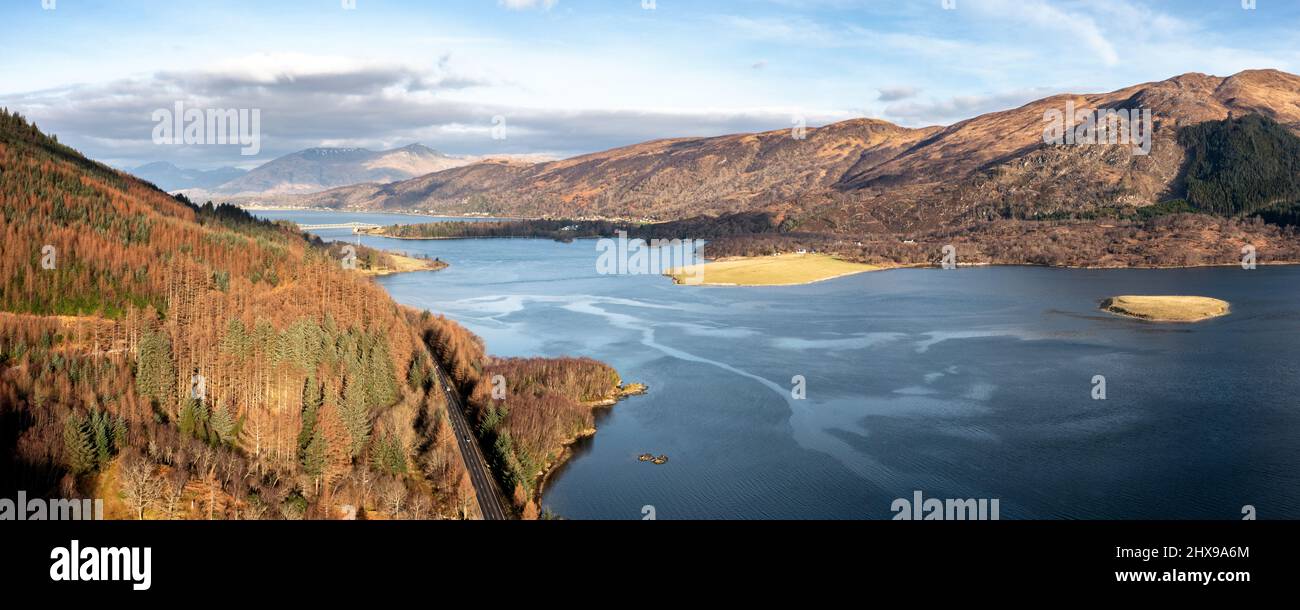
left=255, top=210, right=1300, bottom=520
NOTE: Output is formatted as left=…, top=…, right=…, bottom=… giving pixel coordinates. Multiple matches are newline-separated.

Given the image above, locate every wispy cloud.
left=498, top=0, right=557, bottom=10
left=877, top=87, right=920, bottom=102
left=880, top=87, right=1058, bottom=126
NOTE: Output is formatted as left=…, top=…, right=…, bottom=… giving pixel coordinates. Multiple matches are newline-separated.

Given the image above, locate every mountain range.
left=140, top=143, right=473, bottom=197
left=293, top=69, right=1300, bottom=233
left=130, top=162, right=248, bottom=192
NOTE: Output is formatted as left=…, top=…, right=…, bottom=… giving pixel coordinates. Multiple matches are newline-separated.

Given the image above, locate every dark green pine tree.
left=179, top=400, right=196, bottom=439
left=134, top=329, right=175, bottom=406
left=340, top=376, right=371, bottom=459
left=91, top=406, right=111, bottom=469
left=407, top=356, right=429, bottom=392
left=112, top=415, right=128, bottom=452
left=298, top=375, right=323, bottom=461
left=366, top=334, right=399, bottom=408
left=178, top=398, right=210, bottom=442
left=220, top=318, right=250, bottom=362
left=376, top=434, right=407, bottom=475
left=303, top=426, right=326, bottom=479
left=210, top=402, right=236, bottom=447
left=62, top=412, right=96, bottom=475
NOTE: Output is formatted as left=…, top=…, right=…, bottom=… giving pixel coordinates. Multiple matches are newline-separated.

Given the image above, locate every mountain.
left=300, top=69, right=1300, bottom=232
left=194, top=143, right=471, bottom=197
left=303, top=119, right=940, bottom=220
left=129, top=162, right=247, bottom=192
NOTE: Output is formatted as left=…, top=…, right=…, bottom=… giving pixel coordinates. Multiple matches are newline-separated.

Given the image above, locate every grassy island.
left=1101, top=295, right=1231, bottom=322
left=667, top=253, right=883, bottom=286
left=360, top=251, right=448, bottom=277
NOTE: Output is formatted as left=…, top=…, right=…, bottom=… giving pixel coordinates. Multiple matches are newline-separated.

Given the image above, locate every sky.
left=1, top=0, right=1297, bottom=169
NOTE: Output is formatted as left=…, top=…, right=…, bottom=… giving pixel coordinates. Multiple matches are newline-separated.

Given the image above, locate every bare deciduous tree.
left=121, top=454, right=164, bottom=520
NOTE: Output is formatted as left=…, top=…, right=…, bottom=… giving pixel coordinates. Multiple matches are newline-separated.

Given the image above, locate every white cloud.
left=498, top=0, right=558, bottom=10
left=877, top=86, right=919, bottom=102
left=0, top=55, right=848, bottom=169
left=882, top=87, right=1058, bottom=126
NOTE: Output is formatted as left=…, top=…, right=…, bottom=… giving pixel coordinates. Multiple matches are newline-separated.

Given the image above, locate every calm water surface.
left=257, top=210, right=1300, bottom=519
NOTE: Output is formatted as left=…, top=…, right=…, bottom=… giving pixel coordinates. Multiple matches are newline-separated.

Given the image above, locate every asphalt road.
left=433, top=364, right=510, bottom=520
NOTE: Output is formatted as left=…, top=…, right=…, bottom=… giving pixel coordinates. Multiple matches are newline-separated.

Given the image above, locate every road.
left=432, top=364, right=510, bottom=520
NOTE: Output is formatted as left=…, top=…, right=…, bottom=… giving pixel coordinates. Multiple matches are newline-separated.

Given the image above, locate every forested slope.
left=1178, top=114, right=1300, bottom=218
left=0, top=109, right=476, bottom=519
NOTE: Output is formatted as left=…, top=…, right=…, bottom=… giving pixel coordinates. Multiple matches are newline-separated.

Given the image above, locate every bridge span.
left=298, top=222, right=381, bottom=233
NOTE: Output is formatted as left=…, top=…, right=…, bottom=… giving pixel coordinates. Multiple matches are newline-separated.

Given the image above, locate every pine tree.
left=303, top=427, right=326, bottom=478
left=193, top=400, right=210, bottom=443
left=210, top=402, right=236, bottom=447
left=134, top=329, right=175, bottom=407
left=91, top=406, right=111, bottom=468
left=179, top=400, right=196, bottom=439
left=297, top=376, right=323, bottom=460
left=407, top=357, right=429, bottom=392
left=366, top=333, right=399, bottom=408
left=62, top=413, right=95, bottom=475
left=178, top=398, right=210, bottom=442
left=220, top=318, right=249, bottom=362
left=112, top=415, right=128, bottom=451
left=371, top=433, right=408, bottom=475
left=340, top=376, right=370, bottom=458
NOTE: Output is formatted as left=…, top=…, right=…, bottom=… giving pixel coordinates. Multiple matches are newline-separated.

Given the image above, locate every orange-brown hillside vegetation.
left=0, top=110, right=625, bottom=520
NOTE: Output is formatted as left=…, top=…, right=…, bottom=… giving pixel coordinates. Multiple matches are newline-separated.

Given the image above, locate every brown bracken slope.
left=298, top=70, right=1300, bottom=234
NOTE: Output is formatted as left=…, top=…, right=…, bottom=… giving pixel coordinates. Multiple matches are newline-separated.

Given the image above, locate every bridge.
left=298, top=222, right=381, bottom=233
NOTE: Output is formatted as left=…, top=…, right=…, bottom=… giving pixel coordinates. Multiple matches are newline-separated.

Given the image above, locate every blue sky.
left=2, top=0, right=1297, bottom=168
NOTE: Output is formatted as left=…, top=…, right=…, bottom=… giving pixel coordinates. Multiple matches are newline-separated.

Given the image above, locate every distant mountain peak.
left=195, top=143, right=471, bottom=196
left=128, top=162, right=247, bottom=192
left=133, top=160, right=181, bottom=171
left=394, top=143, right=438, bottom=153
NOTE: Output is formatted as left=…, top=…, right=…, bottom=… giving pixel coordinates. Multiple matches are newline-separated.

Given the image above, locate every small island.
left=325, top=241, right=448, bottom=277
left=667, top=253, right=884, bottom=286
left=360, top=251, right=448, bottom=277
left=1101, top=295, right=1231, bottom=322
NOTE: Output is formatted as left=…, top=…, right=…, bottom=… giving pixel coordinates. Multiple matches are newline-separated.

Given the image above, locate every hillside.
left=298, top=70, right=1300, bottom=233
left=303, top=119, right=940, bottom=220
left=0, top=110, right=621, bottom=520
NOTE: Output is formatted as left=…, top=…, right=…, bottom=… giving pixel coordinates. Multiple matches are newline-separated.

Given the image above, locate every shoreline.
left=359, top=230, right=561, bottom=241
left=533, top=383, right=647, bottom=516
left=242, top=205, right=514, bottom=220
left=337, top=225, right=1300, bottom=279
